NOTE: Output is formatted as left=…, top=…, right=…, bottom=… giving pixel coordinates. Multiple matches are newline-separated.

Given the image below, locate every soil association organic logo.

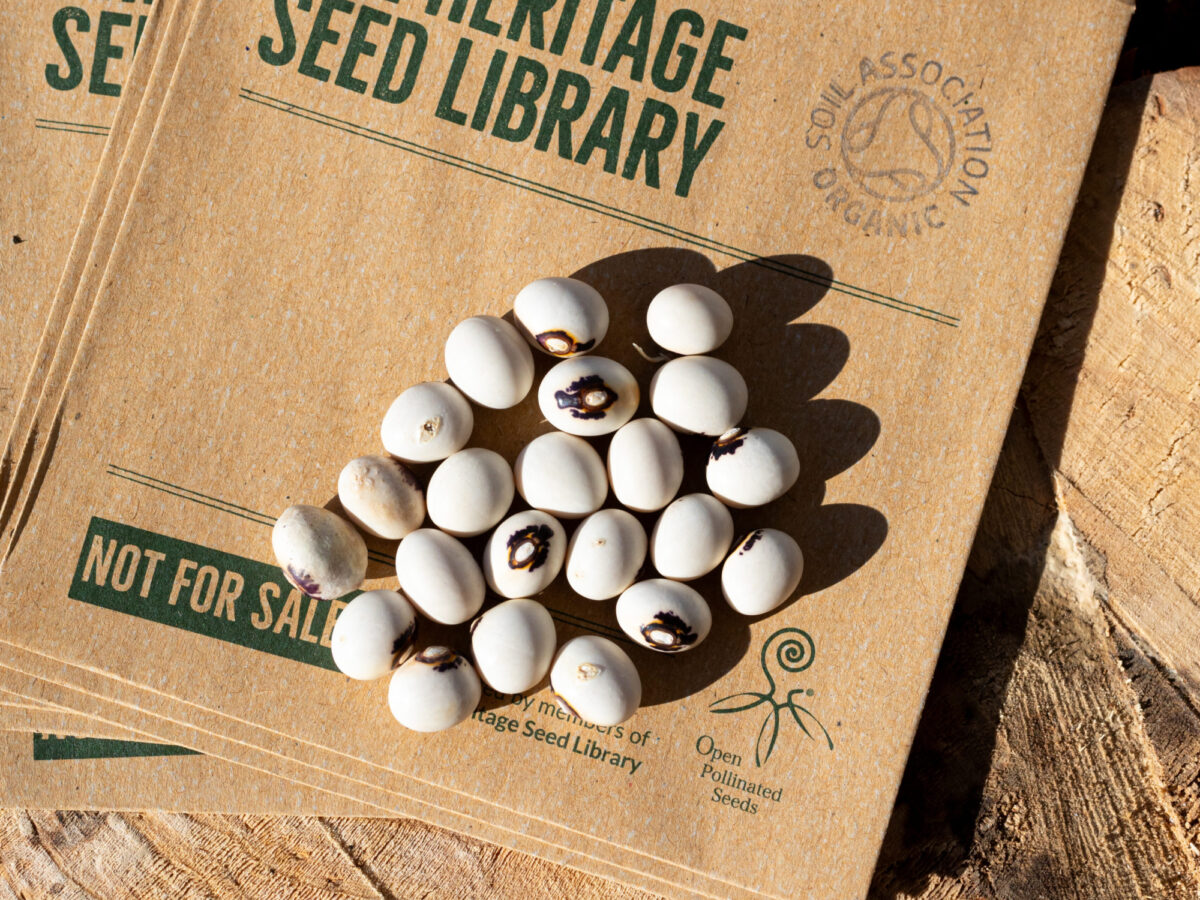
left=709, top=628, right=833, bottom=767
left=805, top=51, right=995, bottom=238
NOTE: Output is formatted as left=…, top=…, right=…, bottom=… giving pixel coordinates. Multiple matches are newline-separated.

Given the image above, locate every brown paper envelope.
left=0, top=0, right=198, bottom=543
left=0, top=6, right=750, bottom=882
left=0, top=1, right=1132, bottom=897
left=0, top=657, right=720, bottom=900
left=0, top=0, right=169, bottom=490
left=0, top=705, right=381, bottom=815
left=0, top=12, right=766, bottom=880
left=2, top=3, right=854, bottom=897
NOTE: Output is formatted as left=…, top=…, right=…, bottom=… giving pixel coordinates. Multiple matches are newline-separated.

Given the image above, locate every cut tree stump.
left=871, top=67, right=1200, bottom=900
left=2, top=68, right=1199, bottom=900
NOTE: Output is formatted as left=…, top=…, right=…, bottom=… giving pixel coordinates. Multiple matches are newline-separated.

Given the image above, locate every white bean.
left=426, top=448, right=514, bottom=537
left=331, top=589, right=418, bottom=680
left=706, top=427, right=799, bottom=508
left=616, top=579, right=711, bottom=652
left=388, top=647, right=481, bottom=732
left=538, top=356, right=639, bottom=437
left=566, top=509, right=647, bottom=601
left=646, top=284, right=733, bottom=355
left=483, top=510, right=567, bottom=599
left=272, top=505, right=367, bottom=600
left=396, top=529, right=485, bottom=624
left=445, top=316, right=535, bottom=409
left=650, top=493, right=734, bottom=581
left=721, top=529, right=804, bottom=616
left=514, top=432, right=607, bottom=519
left=381, top=382, right=473, bottom=463
left=513, top=277, right=608, bottom=357
left=550, top=636, right=641, bottom=726
left=606, top=418, right=683, bottom=513
left=337, top=455, right=425, bottom=540
left=649, top=356, right=747, bottom=436
left=471, top=599, right=557, bottom=693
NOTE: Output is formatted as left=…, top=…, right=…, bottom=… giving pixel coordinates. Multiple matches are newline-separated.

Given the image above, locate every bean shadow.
left=319, top=494, right=402, bottom=581
left=867, top=73, right=1153, bottom=896
left=343, top=248, right=885, bottom=711
left=480, top=248, right=885, bottom=706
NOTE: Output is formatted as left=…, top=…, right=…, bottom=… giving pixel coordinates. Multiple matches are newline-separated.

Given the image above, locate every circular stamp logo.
left=805, top=52, right=994, bottom=238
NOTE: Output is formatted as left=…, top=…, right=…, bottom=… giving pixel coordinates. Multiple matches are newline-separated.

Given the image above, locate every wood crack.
left=313, top=819, right=393, bottom=900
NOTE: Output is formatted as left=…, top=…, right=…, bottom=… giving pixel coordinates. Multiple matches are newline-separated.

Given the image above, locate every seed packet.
left=0, top=706, right=376, bottom=814
left=0, top=1, right=1132, bottom=896
left=0, top=0, right=168, bottom=486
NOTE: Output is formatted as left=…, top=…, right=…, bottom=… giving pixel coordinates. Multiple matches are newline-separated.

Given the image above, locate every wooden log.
left=2, top=67, right=1199, bottom=900
left=0, top=811, right=653, bottom=898
left=872, top=67, right=1200, bottom=899
left=1027, top=67, right=1200, bottom=858
left=1026, top=65, right=1200, bottom=857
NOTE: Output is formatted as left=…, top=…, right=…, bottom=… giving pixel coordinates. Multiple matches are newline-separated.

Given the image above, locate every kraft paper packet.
left=0, top=7, right=741, bottom=878
left=0, top=1, right=1132, bottom=898
left=0, top=17, right=720, bottom=883
left=0, top=657, right=706, bottom=899
left=0, top=14, right=1132, bottom=900
left=0, top=0, right=191, bottom=542
left=0, top=0, right=165, bottom=490
left=0, top=0, right=1128, bottom=897
left=0, top=707, right=383, bottom=815
left=0, top=646, right=754, bottom=899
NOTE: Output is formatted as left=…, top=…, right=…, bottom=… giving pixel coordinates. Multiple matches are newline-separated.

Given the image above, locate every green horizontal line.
left=545, top=607, right=633, bottom=645
left=107, top=470, right=270, bottom=528
left=108, top=463, right=274, bottom=523
left=238, top=87, right=958, bottom=328
left=35, top=123, right=108, bottom=137
left=104, top=467, right=683, bottom=634
left=105, top=466, right=393, bottom=567
left=238, top=87, right=954, bottom=324
left=239, top=88, right=953, bottom=325
left=239, top=91, right=928, bottom=323
left=106, top=467, right=667, bottom=647
left=240, top=93, right=943, bottom=325
left=35, top=116, right=108, bottom=130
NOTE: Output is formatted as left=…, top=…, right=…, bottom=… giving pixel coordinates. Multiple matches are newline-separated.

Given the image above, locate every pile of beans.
left=271, top=278, right=803, bottom=732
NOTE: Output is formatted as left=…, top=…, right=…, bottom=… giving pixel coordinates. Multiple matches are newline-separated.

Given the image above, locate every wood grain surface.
left=2, top=66, right=1198, bottom=900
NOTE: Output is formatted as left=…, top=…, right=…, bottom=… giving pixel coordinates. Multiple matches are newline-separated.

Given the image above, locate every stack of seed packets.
left=0, top=0, right=1132, bottom=896
left=0, top=0, right=149, bottom=468
left=0, top=0, right=380, bottom=815
left=0, top=0, right=178, bottom=781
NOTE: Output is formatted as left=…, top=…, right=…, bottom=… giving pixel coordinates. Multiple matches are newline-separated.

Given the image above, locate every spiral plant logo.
left=709, top=628, right=833, bottom=767
left=804, top=51, right=995, bottom=238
